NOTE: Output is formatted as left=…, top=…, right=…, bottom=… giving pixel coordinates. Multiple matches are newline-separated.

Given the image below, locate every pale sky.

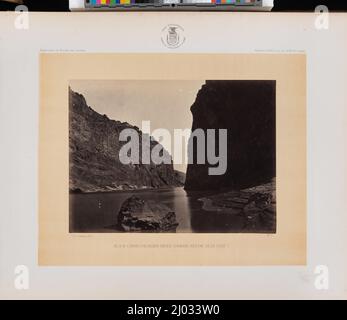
left=70, top=80, right=205, bottom=173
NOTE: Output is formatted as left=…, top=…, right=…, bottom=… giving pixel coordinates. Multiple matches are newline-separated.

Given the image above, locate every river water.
left=70, top=187, right=246, bottom=233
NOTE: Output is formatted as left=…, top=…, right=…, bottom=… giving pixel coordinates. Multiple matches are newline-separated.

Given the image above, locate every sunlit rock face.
left=69, top=89, right=184, bottom=193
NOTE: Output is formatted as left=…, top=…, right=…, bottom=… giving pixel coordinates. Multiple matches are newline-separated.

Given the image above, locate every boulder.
left=117, top=196, right=178, bottom=232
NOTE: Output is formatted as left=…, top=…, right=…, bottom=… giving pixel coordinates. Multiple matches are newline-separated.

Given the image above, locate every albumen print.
left=69, top=80, right=276, bottom=234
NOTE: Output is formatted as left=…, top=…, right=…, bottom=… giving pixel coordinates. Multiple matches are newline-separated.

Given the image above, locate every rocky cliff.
left=69, top=88, right=184, bottom=193
left=185, top=80, right=276, bottom=191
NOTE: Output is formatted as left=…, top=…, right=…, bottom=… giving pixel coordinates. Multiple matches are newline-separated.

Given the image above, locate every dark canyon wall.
left=185, top=80, right=276, bottom=191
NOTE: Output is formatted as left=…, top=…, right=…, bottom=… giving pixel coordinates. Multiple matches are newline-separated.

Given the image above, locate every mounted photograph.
left=39, top=53, right=306, bottom=266
left=69, top=80, right=276, bottom=234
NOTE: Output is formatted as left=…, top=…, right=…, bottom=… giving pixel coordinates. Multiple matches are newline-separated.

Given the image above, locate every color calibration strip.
left=87, top=0, right=259, bottom=5
left=89, top=0, right=134, bottom=4
left=212, top=0, right=257, bottom=3
left=89, top=0, right=168, bottom=4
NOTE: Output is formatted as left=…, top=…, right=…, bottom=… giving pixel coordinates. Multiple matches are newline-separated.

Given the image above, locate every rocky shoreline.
left=198, top=179, right=276, bottom=232
left=70, top=182, right=184, bottom=194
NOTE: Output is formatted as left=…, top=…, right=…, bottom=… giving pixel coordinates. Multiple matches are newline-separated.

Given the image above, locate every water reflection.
left=70, top=187, right=247, bottom=233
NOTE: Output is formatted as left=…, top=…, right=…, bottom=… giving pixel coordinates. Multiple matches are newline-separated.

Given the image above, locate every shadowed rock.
left=117, top=196, right=178, bottom=232
left=185, top=80, right=276, bottom=191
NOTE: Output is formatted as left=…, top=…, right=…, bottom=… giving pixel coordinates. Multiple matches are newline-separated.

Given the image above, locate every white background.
left=0, top=12, right=346, bottom=299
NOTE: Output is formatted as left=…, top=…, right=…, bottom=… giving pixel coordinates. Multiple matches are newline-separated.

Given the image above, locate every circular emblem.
left=161, top=24, right=185, bottom=49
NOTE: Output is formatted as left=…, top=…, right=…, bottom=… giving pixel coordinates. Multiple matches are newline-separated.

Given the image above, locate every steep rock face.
left=185, top=80, right=276, bottom=191
left=69, top=89, right=184, bottom=193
